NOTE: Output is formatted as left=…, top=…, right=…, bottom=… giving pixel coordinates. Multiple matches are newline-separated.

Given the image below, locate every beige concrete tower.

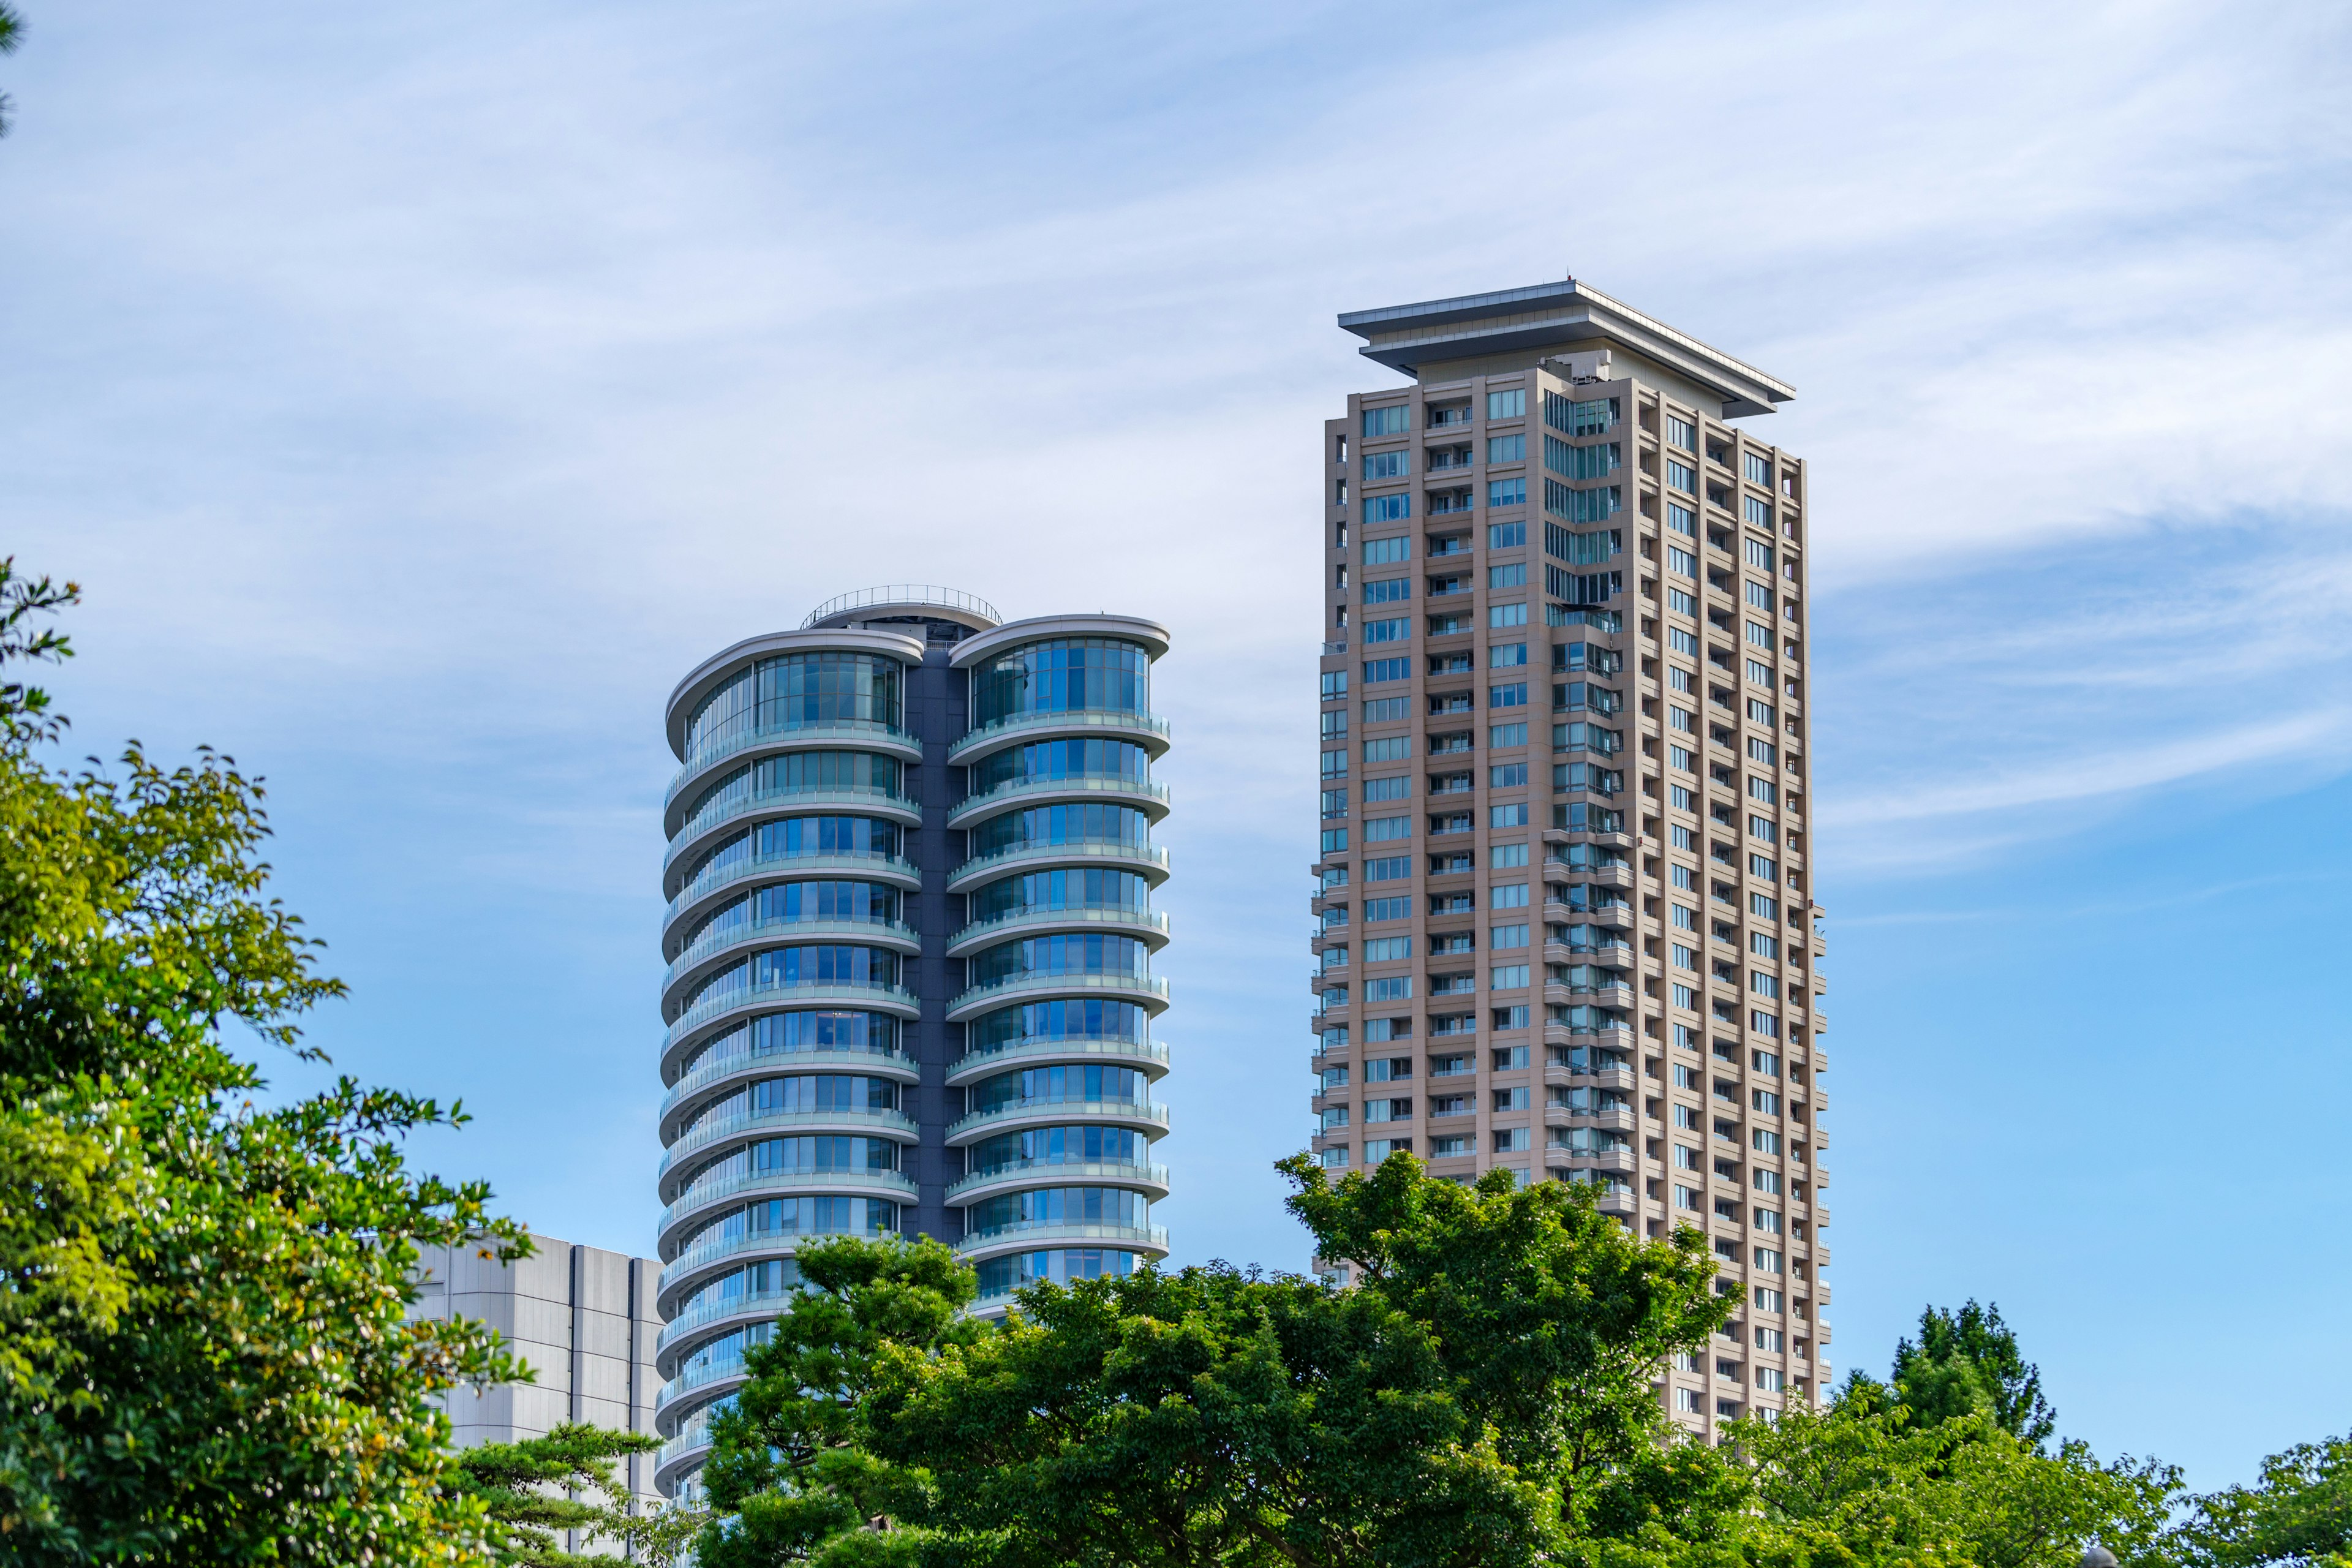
left=1311, top=279, right=1832, bottom=1438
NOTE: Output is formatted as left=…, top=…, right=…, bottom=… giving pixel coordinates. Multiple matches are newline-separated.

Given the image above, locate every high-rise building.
left=650, top=587, right=1173, bottom=1496
left=1311, top=281, right=1831, bottom=1436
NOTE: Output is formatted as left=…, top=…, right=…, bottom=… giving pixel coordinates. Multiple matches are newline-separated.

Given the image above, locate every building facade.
left=409, top=1232, right=665, bottom=1515
left=1310, top=281, right=1831, bottom=1437
left=652, top=587, right=1173, bottom=1496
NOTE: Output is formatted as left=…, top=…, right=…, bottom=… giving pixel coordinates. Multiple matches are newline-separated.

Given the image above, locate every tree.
left=1877, top=1300, right=2057, bottom=1447
left=1725, top=1403, right=2180, bottom=1568
left=1281, top=1151, right=1733, bottom=1540
left=0, top=561, right=528, bottom=1561
left=695, top=1235, right=987, bottom=1568
left=2177, top=1433, right=2352, bottom=1568
left=0, top=2, right=21, bottom=138
left=865, top=1255, right=1545, bottom=1568
left=454, top=1421, right=665, bottom=1567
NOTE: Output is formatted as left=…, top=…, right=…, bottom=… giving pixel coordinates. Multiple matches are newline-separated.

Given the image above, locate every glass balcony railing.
left=945, top=773, right=1169, bottom=826
left=668, top=719, right=918, bottom=806
left=946, top=709, right=1170, bottom=764
left=946, top=1159, right=1169, bottom=1204
left=945, top=839, right=1168, bottom=889
left=664, top=783, right=918, bottom=870
left=663, top=978, right=921, bottom=1054
left=946, top=1096, right=1168, bottom=1142
left=657, top=1104, right=916, bottom=1182
left=666, top=849, right=921, bottom=930
left=659, top=1038, right=911, bottom=1125
left=663, top=916, right=920, bottom=998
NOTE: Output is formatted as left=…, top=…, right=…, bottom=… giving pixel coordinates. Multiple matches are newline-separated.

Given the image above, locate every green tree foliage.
left=2177, top=1433, right=2352, bottom=1568
left=695, top=1235, right=985, bottom=1568
left=1280, top=1152, right=1734, bottom=1547
left=453, top=1421, right=663, bottom=1567
left=0, top=2, right=21, bottom=138
left=1724, top=1403, right=2180, bottom=1568
left=0, top=562, right=528, bottom=1562
left=1843, top=1300, right=2056, bottom=1448
left=701, top=1154, right=1735, bottom=1568
left=866, top=1254, right=1545, bottom=1567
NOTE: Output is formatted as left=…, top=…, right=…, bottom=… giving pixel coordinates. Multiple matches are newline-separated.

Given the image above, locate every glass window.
left=1363, top=449, right=1411, bottom=480
left=1487, top=388, right=1526, bottom=419
left=1363, top=534, right=1410, bottom=565
left=1488, top=602, right=1528, bottom=628
left=1362, top=404, right=1410, bottom=437
left=1488, top=562, right=1526, bottom=589
left=1487, top=434, right=1526, bottom=463
left=1487, top=477, right=1527, bottom=508
left=973, top=639, right=1150, bottom=726
left=1365, top=494, right=1411, bottom=524
left=685, top=652, right=905, bottom=758
left=1487, top=520, right=1525, bottom=549
left=1666, top=415, right=1697, bottom=451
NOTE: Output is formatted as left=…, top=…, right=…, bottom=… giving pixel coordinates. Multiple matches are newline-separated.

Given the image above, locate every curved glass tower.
left=650, top=587, right=1171, bottom=1497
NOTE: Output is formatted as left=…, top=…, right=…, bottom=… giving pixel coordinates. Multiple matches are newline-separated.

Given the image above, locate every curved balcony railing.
left=661, top=1039, right=914, bottom=1124
left=664, top=783, right=921, bottom=869
left=803, top=584, right=1000, bottom=628
left=947, top=708, right=1171, bottom=765
left=659, top=1104, right=918, bottom=1187
left=655, top=1284, right=799, bottom=1365
left=944, top=774, right=1170, bottom=828
left=945, top=905, right=1168, bottom=958
left=946, top=1159, right=1170, bottom=1205
left=658, top=1223, right=887, bottom=1303
left=655, top=1349, right=753, bottom=1416
left=666, top=850, right=922, bottom=934
left=654, top=1417, right=717, bottom=1480
left=668, top=719, right=921, bottom=808
left=945, top=839, right=1169, bottom=893
left=660, top=1166, right=918, bottom=1250
left=663, top=917, right=921, bottom=1005
left=954, top=1221, right=1169, bottom=1257
left=946, top=970, right=1168, bottom=1023
left=664, top=978, right=921, bottom=1055
left=946, top=1096, right=1168, bottom=1145
left=944, top=1035, right=1167, bottom=1087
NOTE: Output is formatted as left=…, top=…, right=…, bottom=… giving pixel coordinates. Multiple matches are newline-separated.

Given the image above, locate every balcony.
left=658, top=1038, right=914, bottom=1134
left=666, top=718, right=922, bottom=809
left=654, top=1284, right=797, bottom=1369
left=662, top=979, right=922, bottom=1069
left=943, top=1035, right=1169, bottom=1087
left=945, top=774, right=1171, bottom=830
left=944, top=904, right=1170, bottom=959
left=655, top=1104, right=919, bottom=1189
left=944, top=1096, right=1170, bottom=1147
left=946, top=708, right=1172, bottom=766
left=946, top=1159, right=1171, bottom=1207
left=663, top=850, right=923, bottom=940
left=663, top=782, right=921, bottom=862
left=953, top=1221, right=1170, bottom=1264
left=657, top=1166, right=919, bottom=1252
left=944, top=839, right=1171, bottom=894
left=661, top=917, right=922, bottom=1014
left=944, top=969, right=1170, bottom=1023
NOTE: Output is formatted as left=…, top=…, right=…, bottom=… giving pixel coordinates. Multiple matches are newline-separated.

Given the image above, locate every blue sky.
left=6, top=0, right=2350, bottom=1491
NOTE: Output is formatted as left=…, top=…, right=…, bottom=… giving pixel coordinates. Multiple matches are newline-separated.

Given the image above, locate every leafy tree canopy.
left=2177, top=1433, right=2352, bottom=1568
left=0, top=560, right=527, bottom=1562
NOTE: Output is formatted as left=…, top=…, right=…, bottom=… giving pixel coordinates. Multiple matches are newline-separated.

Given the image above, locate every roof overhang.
left=1338, top=279, right=1793, bottom=418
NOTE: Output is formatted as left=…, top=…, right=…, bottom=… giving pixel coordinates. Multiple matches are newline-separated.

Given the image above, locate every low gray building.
left=409, top=1232, right=666, bottom=1511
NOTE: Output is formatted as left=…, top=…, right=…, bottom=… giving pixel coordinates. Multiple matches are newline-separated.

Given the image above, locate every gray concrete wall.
left=409, top=1232, right=665, bottom=1511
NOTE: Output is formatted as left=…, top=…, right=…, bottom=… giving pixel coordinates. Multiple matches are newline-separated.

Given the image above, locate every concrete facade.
left=1313, top=279, right=1833, bottom=1441
left=409, top=1232, right=665, bottom=1510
